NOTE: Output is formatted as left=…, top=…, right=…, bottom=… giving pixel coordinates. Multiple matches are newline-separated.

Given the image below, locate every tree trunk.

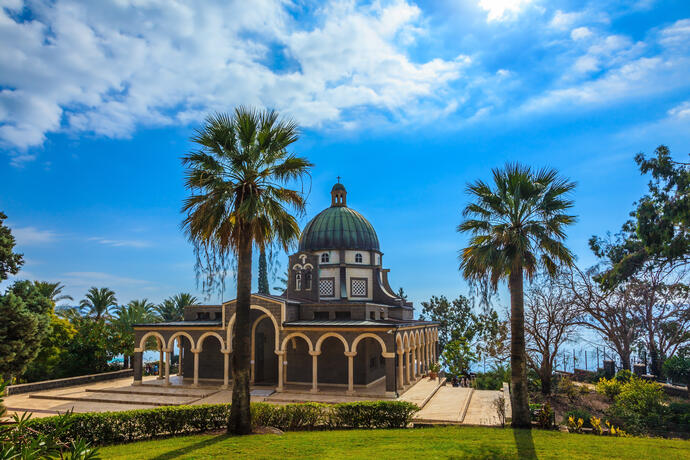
left=228, top=231, right=253, bottom=435
left=509, top=266, right=531, bottom=428
left=540, top=362, right=551, bottom=395
left=649, top=331, right=661, bottom=377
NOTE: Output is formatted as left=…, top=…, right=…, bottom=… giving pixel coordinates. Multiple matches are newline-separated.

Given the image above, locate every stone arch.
left=167, top=331, right=195, bottom=351
left=396, top=333, right=403, bottom=354
left=138, top=331, right=166, bottom=351
left=197, top=331, right=225, bottom=351
left=315, top=332, right=350, bottom=353
left=402, top=332, right=410, bottom=351
left=351, top=333, right=388, bottom=355
left=280, top=332, right=314, bottom=352
left=227, top=304, right=280, bottom=351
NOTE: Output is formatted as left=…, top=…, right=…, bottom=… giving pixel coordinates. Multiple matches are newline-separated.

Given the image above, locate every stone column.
left=384, top=354, right=396, bottom=393
left=397, top=350, right=405, bottom=390
left=192, top=349, right=200, bottom=387
left=133, top=351, right=143, bottom=386
left=404, top=348, right=411, bottom=385
left=164, top=349, right=171, bottom=386
left=177, top=338, right=183, bottom=377
left=222, top=349, right=230, bottom=389
left=309, top=351, right=320, bottom=393
left=276, top=351, right=285, bottom=392
left=157, top=339, right=164, bottom=380
left=345, top=351, right=357, bottom=395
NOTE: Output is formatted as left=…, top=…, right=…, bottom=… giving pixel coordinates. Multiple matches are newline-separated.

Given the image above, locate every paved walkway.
left=413, top=386, right=473, bottom=423
left=463, top=390, right=503, bottom=426
left=399, top=377, right=444, bottom=408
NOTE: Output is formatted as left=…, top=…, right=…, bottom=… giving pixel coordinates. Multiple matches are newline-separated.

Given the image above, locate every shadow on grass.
left=150, top=434, right=228, bottom=460
left=513, top=428, right=537, bottom=460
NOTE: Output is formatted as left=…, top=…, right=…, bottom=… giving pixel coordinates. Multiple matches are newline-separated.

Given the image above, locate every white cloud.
left=550, top=10, right=583, bottom=30
left=668, top=100, right=690, bottom=119
left=478, top=0, right=535, bottom=22
left=571, top=27, right=592, bottom=41
left=62, top=271, right=150, bottom=287
left=11, top=226, right=58, bottom=245
left=0, top=0, right=469, bottom=157
left=659, top=18, right=690, bottom=48
left=89, top=237, right=152, bottom=248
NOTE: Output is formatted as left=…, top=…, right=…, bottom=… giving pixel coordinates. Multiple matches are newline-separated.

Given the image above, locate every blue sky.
left=1, top=0, right=690, bottom=314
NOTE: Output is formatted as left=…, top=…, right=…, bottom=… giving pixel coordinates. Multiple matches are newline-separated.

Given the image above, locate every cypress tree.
left=258, top=248, right=269, bottom=294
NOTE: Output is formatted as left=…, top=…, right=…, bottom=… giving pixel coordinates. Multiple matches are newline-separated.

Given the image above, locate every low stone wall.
left=5, top=369, right=133, bottom=395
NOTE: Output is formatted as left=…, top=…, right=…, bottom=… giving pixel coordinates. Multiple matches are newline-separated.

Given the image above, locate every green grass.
left=98, top=426, right=690, bottom=460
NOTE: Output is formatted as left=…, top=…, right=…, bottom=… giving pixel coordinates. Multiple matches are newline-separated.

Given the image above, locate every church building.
left=132, top=183, right=439, bottom=396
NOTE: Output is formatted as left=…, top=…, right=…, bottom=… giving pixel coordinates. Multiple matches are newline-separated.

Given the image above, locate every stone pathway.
left=413, top=386, right=473, bottom=424
left=399, top=377, right=445, bottom=408
left=462, top=390, right=503, bottom=426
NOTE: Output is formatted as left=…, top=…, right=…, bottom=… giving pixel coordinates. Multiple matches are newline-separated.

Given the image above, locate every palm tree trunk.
left=228, top=231, right=253, bottom=435
left=509, top=266, right=531, bottom=428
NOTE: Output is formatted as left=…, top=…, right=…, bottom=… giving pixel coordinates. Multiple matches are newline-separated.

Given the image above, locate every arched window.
left=295, top=272, right=302, bottom=291
left=355, top=253, right=363, bottom=263
left=305, top=270, right=312, bottom=290
left=321, top=253, right=330, bottom=263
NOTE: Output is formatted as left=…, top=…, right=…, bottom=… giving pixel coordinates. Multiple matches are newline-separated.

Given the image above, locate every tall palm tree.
left=156, top=293, right=198, bottom=322
left=33, top=281, right=73, bottom=305
left=182, top=108, right=311, bottom=435
left=112, top=299, right=157, bottom=367
left=458, top=163, right=576, bottom=428
left=79, top=287, right=118, bottom=320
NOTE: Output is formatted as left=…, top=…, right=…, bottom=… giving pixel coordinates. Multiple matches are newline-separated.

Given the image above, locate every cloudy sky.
left=1, top=0, right=689, bottom=310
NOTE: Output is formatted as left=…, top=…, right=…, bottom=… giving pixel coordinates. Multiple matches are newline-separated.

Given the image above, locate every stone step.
left=28, top=393, right=196, bottom=407
left=84, top=387, right=214, bottom=398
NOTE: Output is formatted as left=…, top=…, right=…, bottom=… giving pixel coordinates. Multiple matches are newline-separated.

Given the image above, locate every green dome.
left=299, top=206, right=380, bottom=252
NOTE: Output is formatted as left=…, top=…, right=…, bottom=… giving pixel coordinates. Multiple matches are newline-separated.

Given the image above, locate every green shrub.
left=667, top=402, right=690, bottom=431
left=252, top=403, right=325, bottom=431
left=472, top=367, right=509, bottom=391
left=615, top=369, right=633, bottom=383
left=607, top=377, right=667, bottom=435
left=328, top=401, right=419, bottom=429
left=557, top=377, right=580, bottom=402
left=27, top=401, right=419, bottom=446
left=562, top=409, right=592, bottom=428
left=596, top=377, right=622, bottom=400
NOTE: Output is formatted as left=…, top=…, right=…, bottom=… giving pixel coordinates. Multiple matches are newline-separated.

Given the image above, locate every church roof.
left=298, top=186, right=380, bottom=252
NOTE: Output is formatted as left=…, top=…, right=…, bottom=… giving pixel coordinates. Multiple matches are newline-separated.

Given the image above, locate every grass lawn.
left=99, top=426, right=690, bottom=460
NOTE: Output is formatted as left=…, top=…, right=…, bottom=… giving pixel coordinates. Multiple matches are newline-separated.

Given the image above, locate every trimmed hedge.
left=28, top=401, right=419, bottom=446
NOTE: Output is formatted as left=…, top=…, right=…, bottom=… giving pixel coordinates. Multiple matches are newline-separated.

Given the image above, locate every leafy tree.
left=33, top=281, right=73, bottom=305
left=59, top=318, right=114, bottom=377
left=181, top=108, right=311, bottom=435
left=0, top=292, right=40, bottom=382
left=591, top=146, right=690, bottom=376
left=258, top=248, right=270, bottom=294
left=525, top=274, right=579, bottom=394
left=79, top=287, right=117, bottom=320
left=663, top=354, right=690, bottom=396
left=0, top=281, right=52, bottom=382
left=22, top=313, right=76, bottom=382
left=442, top=338, right=477, bottom=377
left=156, top=293, right=198, bottom=322
left=419, top=295, right=479, bottom=351
left=458, top=163, right=576, bottom=428
left=396, top=287, right=408, bottom=300
left=0, top=211, right=23, bottom=281
left=112, top=300, right=157, bottom=368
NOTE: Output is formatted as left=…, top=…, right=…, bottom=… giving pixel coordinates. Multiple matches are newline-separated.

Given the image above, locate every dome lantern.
left=331, top=179, right=347, bottom=207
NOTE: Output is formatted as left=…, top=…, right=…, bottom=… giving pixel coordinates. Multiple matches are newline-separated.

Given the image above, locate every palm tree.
left=33, top=281, right=73, bottom=305
left=79, top=287, right=118, bottom=320
left=156, top=293, right=198, bottom=322
left=112, top=299, right=157, bottom=367
left=458, top=163, right=576, bottom=428
left=182, top=108, right=311, bottom=435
